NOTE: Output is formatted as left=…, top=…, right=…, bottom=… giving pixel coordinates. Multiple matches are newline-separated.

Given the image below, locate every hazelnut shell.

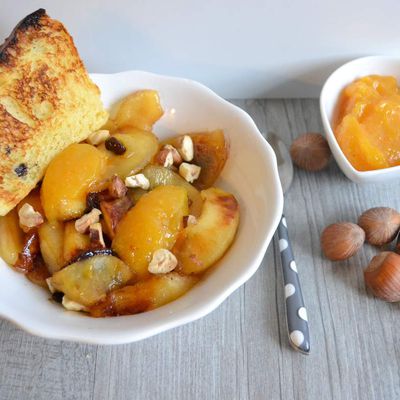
left=358, top=207, right=400, bottom=246
left=364, top=251, right=400, bottom=302
left=321, top=222, right=365, bottom=261
left=290, top=133, right=331, bottom=172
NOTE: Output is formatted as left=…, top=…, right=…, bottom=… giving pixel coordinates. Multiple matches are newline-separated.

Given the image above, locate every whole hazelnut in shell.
left=364, top=251, right=400, bottom=302
left=321, top=222, right=365, bottom=261
left=290, top=133, right=331, bottom=172
left=358, top=207, right=400, bottom=246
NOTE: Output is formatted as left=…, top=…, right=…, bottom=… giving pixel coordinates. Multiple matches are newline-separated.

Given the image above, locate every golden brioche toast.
left=0, top=9, right=108, bottom=216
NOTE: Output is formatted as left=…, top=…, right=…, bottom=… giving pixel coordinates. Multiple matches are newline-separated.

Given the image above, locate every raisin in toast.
left=0, top=9, right=108, bottom=216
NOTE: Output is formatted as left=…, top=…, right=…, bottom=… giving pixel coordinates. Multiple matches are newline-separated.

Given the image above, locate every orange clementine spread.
left=334, top=75, right=400, bottom=171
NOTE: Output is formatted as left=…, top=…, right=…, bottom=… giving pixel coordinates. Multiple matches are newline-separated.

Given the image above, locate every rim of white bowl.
left=320, top=55, right=400, bottom=181
left=0, top=70, right=284, bottom=344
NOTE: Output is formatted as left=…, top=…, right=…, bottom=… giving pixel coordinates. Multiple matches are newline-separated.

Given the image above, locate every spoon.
left=268, top=132, right=310, bottom=354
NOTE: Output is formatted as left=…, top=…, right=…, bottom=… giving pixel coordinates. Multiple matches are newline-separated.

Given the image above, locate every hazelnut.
left=166, top=144, right=183, bottom=164
left=125, top=174, right=150, bottom=190
left=89, top=222, right=106, bottom=248
left=321, top=222, right=365, bottom=260
left=290, top=133, right=331, bottom=171
left=86, top=129, right=110, bottom=145
left=75, top=208, right=101, bottom=234
left=148, top=249, right=178, bottom=274
left=156, top=147, right=174, bottom=167
left=358, top=207, right=400, bottom=246
left=183, top=215, right=198, bottom=227
left=156, top=145, right=182, bottom=167
left=178, top=135, right=194, bottom=162
left=62, top=296, right=88, bottom=312
left=108, top=175, right=127, bottom=199
left=18, top=203, right=44, bottom=231
left=179, top=162, right=201, bottom=183
left=364, top=251, right=400, bottom=302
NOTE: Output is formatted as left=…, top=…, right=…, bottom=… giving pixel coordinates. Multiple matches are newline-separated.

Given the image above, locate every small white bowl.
left=0, top=71, right=283, bottom=344
left=320, top=55, right=400, bottom=183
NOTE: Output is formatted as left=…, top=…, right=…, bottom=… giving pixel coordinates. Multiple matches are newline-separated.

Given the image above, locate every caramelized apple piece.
left=63, top=221, right=90, bottom=265
left=167, top=130, right=228, bottom=190
left=114, top=90, right=164, bottom=131
left=112, top=185, right=188, bottom=278
left=173, top=187, right=239, bottom=274
left=26, top=257, right=51, bottom=288
left=41, top=144, right=107, bottom=221
left=48, top=255, right=132, bottom=307
left=38, top=220, right=65, bottom=274
left=98, top=130, right=159, bottom=179
left=90, top=272, right=198, bottom=317
left=100, top=196, right=133, bottom=239
left=142, top=165, right=203, bottom=217
left=0, top=208, right=24, bottom=265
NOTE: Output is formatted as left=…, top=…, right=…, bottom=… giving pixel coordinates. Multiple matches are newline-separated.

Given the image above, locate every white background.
left=1, top=0, right=400, bottom=98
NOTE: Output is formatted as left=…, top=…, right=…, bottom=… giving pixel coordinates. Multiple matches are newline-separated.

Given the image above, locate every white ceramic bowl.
left=0, top=71, right=283, bottom=344
left=320, top=55, right=400, bottom=183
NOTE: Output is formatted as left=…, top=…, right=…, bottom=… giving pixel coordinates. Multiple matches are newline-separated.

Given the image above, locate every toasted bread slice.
left=0, top=9, right=108, bottom=216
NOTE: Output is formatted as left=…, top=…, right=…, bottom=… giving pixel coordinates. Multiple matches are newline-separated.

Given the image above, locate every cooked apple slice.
left=41, top=144, right=107, bottom=221
left=38, top=220, right=65, bottom=274
left=99, top=129, right=159, bottom=179
left=112, top=185, right=188, bottom=278
left=26, top=258, right=51, bottom=288
left=167, top=130, right=228, bottom=190
left=48, top=255, right=132, bottom=307
left=0, top=208, right=24, bottom=265
left=114, top=90, right=164, bottom=131
left=173, top=187, right=239, bottom=274
left=63, top=221, right=90, bottom=265
left=90, top=272, right=198, bottom=317
left=142, top=165, right=203, bottom=217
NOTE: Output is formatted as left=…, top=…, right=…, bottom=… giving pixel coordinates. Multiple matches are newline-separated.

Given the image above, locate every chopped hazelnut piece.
left=148, top=249, right=178, bottom=274
left=100, top=196, right=133, bottom=239
left=18, top=203, right=44, bottom=230
left=164, top=144, right=183, bottom=165
left=179, top=162, right=201, bottom=183
left=75, top=208, right=101, bottom=234
left=179, top=135, right=194, bottom=162
left=86, top=129, right=110, bottom=145
left=157, top=148, right=174, bottom=167
left=183, top=215, right=198, bottom=228
left=108, top=175, right=127, bottom=199
left=62, top=296, right=88, bottom=312
left=125, top=174, right=150, bottom=190
left=89, top=222, right=106, bottom=248
left=156, top=144, right=182, bottom=167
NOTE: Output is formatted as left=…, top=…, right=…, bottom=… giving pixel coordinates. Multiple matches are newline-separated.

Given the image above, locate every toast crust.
left=0, top=9, right=108, bottom=215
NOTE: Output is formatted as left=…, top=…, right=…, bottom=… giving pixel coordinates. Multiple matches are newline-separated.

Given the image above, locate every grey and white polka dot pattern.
left=277, top=214, right=310, bottom=354
left=298, top=307, right=308, bottom=321
left=284, top=283, right=295, bottom=298
left=279, top=238, right=288, bottom=252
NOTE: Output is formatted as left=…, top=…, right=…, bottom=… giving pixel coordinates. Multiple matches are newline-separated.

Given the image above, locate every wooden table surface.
left=1, top=99, right=399, bottom=400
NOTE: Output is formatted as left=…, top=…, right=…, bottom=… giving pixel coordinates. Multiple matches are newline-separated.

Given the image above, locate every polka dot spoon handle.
left=278, top=214, right=310, bottom=354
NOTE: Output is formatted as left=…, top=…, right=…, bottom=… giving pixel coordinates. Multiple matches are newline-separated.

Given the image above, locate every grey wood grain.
left=1, top=99, right=400, bottom=400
